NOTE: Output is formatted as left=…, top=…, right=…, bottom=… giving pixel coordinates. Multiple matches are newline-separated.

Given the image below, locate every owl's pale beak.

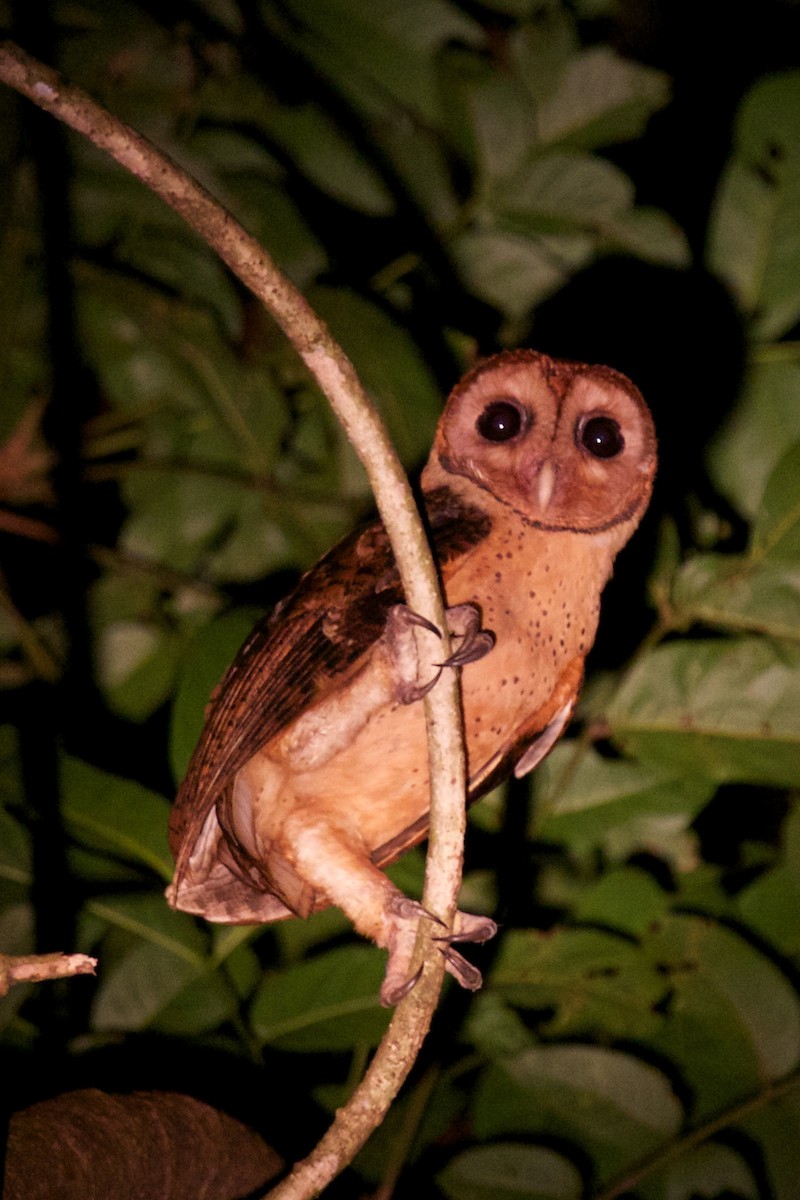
left=537, top=460, right=556, bottom=511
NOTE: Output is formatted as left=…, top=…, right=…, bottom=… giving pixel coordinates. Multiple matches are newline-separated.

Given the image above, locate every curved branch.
left=0, top=40, right=469, bottom=1198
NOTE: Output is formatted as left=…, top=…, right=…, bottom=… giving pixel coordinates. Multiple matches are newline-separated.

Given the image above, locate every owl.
left=167, top=350, right=657, bottom=1004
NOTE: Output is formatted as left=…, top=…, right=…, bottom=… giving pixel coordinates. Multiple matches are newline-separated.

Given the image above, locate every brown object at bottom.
left=4, top=1089, right=283, bottom=1200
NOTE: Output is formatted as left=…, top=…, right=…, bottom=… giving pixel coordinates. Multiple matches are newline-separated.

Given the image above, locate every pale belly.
left=248, top=619, right=569, bottom=856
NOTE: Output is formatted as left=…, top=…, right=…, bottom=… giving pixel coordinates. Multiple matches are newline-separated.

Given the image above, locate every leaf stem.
left=370, top=1064, right=440, bottom=1200
left=752, top=339, right=800, bottom=364
left=593, top=1069, right=800, bottom=1199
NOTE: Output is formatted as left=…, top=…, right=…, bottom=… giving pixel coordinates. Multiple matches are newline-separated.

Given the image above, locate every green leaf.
left=572, top=866, right=669, bottom=938
left=711, top=359, right=800, bottom=520
left=607, top=637, right=800, bottom=787
left=113, top=228, right=242, bottom=338
left=219, top=177, right=327, bottom=287
left=169, top=607, right=265, bottom=783
left=92, top=940, right=232, bottom=1035
left=473, top=1046, right=682, bottom=1178
left=95, top=619, right=184, bottom=722
left=80, top=274, right=288, bottom=476
left=120, top=472, right=244, bottom=572
left=735, top=805, right=800, bottom=957
left=662, top=1142, right=758, bottom=1200
left=205, top=492, right=300, bottom=583
left=278, top=0, right=480, bottom=127
left=274, top=904, right=351, bottom=961
left=602, top=207, right=690, bottom=267
left=155, top=941, right=261, bottom=1036
left=79, top=285, right=211, bottom=418
left=707, top=72, right=800, bottom=340
left=87, top=893, right=249, bottom=1036
left=456, top=152, right=685, bottom=321
left=478, top=0, right=553, bottom=16
left=0, top=806, right=30, bottom=890
left=535, top=743, right=714, bottom=859
left=743, top=1090, right=800, bottom=1200
left=672, top=554, right=800, bottom=642
left=61, top=757, right=173, bottom=881
left=535, top=47, right=670, bottom=151
left=452, top=227, right=594, bottom=320
left=737, top=864, right=800, bottom=958
left=510, top=13, right=580, bottom=110
left=782, top=800, right=800, bottom=877
left=464, top=992, right=538, bottom=1059
left=499, top=153, right=635, bottom=232
left=753, top=441, right=800, bottom=561
left=491, top=927, right=665, bottom=1040
left=262, top=103, right=395, bottom=217
left=643, top=915, right=800, bottom=1116
left=466, top=71, right=543, bottom=186
left=73, top=162, right=188, bottom=256
left=88, top=893, right=205, bottom=965
left=376, top=118, right=460, bottom=229
left=680, top=437, right=800, bottom=640
left=309, top=287, right=441, bottom=468
left=438, top=1143, right=582, bottom=1200
left=250, top=944, right=391, bottom=1051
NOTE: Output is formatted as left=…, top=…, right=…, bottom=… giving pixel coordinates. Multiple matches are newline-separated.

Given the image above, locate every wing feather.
left=169, top=524, right=399, bottom=856
left=170, top=485, right=492, bottom=867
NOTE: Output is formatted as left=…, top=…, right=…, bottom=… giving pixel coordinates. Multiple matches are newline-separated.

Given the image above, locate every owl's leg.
left=277, top=810, right=488, bottom=1005
left=265, top=605, right=490, bottom=773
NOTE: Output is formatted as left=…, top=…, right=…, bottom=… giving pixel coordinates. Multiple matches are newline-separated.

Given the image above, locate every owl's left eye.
left=578, top=415, right=625, bottom=459
left=476, top=399, right=527, bottom=443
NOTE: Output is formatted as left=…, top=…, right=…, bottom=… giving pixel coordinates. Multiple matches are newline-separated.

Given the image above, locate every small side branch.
left=0, top=951, right=97, bottom=997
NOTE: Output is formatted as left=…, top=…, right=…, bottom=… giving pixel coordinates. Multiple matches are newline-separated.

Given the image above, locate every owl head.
left=426, top=349, right=657, bottom=535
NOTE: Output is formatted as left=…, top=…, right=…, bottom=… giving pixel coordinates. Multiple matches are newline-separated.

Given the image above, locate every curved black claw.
left=401, top=610, right=442, bottom=639
left=399, top=667, right=442, bottom=704
left=439, top=945, right=483, bottom=991
left=381, top=963, right=423, bottom=1008
left=433, top=917, right=498, bottom=946
left=438, top=629, right=496, bottom=670
left=388, top=895, right=447, bottom=927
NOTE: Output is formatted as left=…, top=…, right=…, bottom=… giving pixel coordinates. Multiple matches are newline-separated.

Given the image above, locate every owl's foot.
left=434, top=912, right=498, bottom=991
left=388, top=603, right=495, bottom=705
left=380, top=897, right=498, bottom=1007
left=381, top=896, right=441, bottom=1006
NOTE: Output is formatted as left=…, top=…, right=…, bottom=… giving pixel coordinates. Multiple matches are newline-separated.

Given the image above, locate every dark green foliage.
left=2, top=2, right=800, bottom=1196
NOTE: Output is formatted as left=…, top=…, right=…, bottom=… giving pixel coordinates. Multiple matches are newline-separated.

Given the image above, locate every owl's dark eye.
left=476, top=399, right=526, bottom=443
left=579, top=415, right=624, bottom=459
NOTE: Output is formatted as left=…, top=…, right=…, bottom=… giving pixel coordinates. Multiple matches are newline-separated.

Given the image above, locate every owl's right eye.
left=476, top=399, right=527, bottom=443
left=578, top=414, right=625, bottom=459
